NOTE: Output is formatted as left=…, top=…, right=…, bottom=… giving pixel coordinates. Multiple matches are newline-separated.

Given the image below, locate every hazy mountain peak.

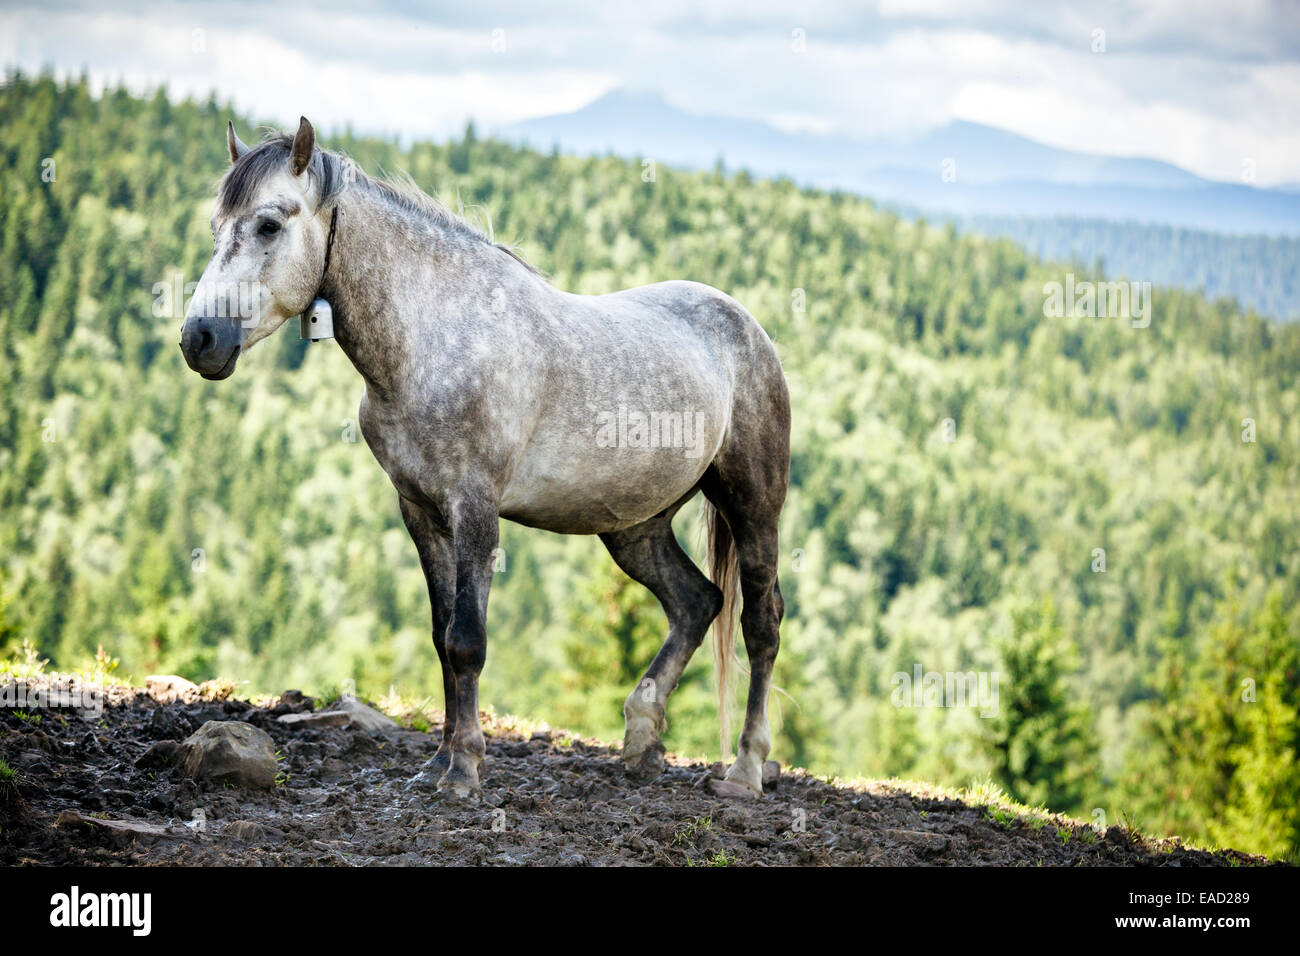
left=502, top=91, right=1298, bottom=235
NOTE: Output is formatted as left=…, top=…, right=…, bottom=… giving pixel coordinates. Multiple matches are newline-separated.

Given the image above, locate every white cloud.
left=2, top=0, right=1296, bottom=185
left=0, top=7, right=616, bottom=140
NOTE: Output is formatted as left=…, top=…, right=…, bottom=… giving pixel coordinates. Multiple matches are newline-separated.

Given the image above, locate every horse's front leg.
left=436, top=484, right=500, bottom=797
left=398, top=497, right=458, bottom=786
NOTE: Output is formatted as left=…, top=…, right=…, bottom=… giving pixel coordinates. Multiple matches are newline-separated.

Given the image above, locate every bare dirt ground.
left=0, top=677, right=1273, bottom=866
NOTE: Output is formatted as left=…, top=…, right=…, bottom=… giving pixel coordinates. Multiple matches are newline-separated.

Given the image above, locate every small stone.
left=145, top=674, right=200, bottom=704
left=226, top=820, right=266, bottom=843
left=762, top=760, right=781, bottom=789
left=278, top=711, right=351, bottom=729
left=54, top=809, right=82, bottom=827
left=175, top=720, right=278, bottom=788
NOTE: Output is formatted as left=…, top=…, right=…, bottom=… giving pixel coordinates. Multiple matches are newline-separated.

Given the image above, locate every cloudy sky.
left=2, top=0, right=1297, bottom=185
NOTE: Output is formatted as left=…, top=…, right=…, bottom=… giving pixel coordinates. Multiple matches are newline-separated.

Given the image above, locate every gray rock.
left=277, top=698, right=399, bottom=733
left=326, top=697, right=399, bottom=732
left=175, top=720, right=278, bottom=788
left=54, top=809, right=184, bottom=844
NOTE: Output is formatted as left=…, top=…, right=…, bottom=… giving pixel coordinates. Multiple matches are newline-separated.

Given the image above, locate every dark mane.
left=218, top=132, right=343, bottom=213
left=217, top=131, right=539, bottom=275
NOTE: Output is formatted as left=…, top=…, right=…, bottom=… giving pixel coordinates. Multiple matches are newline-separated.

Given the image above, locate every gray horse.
left=180, top=118, right=790, bottom=798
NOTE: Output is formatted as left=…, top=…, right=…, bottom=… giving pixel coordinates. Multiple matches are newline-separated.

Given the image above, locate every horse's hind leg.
left=725, top=516, right=784, bottom=794
left=600, top=510, right=723, bottom=783
left=702, top=390, right=789, bottom=795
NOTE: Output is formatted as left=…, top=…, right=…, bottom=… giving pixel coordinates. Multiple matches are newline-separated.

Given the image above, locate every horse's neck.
left=320, top=188, right=468, bottom=397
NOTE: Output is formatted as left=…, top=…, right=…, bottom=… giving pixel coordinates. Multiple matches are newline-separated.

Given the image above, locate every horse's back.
left=496, top=279, right=784, bottom=534
left=568, top=278, right=787, bottom=438
left=594, top=279, right=779, bottom=364
left=609, top=279, right=790, bottom=437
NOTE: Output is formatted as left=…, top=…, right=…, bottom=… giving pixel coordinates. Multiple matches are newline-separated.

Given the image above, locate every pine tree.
left=557, top=559, right=666, bottom=739
left=1126, top=593, right=1300, bottom=858
left=986, top=598, right=1096, bottom=811
left=1198, top=595, right=1300, bottom=858
left=557, top=557, right=723, bottom=757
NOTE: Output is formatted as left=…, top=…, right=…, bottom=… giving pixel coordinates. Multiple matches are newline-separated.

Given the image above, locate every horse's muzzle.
left=180, top=315, right=242, bottom=380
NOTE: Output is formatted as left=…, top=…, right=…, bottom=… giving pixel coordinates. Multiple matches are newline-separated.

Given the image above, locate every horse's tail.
left=705, top=500, right=740, bottom=761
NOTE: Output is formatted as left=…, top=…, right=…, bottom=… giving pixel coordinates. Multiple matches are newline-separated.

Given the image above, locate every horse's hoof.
left=404, top=750, right=453, bottom=792
left=436, top=760, right=482, bottom=799
left=712, top=759, right=764, bottom=799
left=707, top=778, right=761, bottom=800
left=436, top=778, right=479, bottom=800
left=623, top=742, right=666, bottom=784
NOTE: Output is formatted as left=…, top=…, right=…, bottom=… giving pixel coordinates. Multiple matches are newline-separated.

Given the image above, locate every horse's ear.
left=290, top=116, right=315, bottom=177
left=227, top=121, right=250, bottom=164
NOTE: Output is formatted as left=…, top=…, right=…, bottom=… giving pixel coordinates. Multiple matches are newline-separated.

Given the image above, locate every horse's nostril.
left=199, top=328, right=214, bottom=355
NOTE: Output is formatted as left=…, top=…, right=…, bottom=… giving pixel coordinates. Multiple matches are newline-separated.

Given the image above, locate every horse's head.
left=180, top=117, right=334, bottom=379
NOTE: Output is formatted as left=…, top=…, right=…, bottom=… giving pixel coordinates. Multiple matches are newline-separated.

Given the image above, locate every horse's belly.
left=499, top=408, right=725, bottom=533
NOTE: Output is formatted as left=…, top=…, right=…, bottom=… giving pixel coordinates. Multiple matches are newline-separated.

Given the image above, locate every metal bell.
left=300, top=298, right=334, bottom=341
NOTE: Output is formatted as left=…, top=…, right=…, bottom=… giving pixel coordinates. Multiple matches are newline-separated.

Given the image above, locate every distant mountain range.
left=499, top=90, right=1299, bottom=319
left=500, top=90, right=1299, bottom=238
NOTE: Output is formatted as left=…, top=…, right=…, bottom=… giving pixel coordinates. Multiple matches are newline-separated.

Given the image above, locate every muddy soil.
left=0, top=677, right=1272, bottom=866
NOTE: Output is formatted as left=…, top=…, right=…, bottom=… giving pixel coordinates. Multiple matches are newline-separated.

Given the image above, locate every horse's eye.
left=258, top=220, right=281, bottom=237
